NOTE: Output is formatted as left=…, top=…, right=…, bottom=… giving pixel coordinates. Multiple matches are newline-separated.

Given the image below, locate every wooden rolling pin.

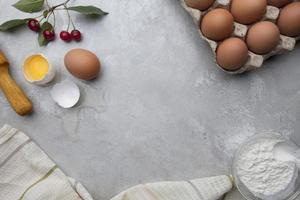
left=0, top=52, right=32, bottom=116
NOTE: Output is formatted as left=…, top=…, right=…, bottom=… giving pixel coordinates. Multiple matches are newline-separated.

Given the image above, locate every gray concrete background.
left=0, top=0, right=300, bottom=199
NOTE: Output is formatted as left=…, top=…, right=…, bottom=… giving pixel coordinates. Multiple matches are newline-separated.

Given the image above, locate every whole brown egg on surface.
left=277, top=2, right=300, bottom=37
left=64, top=48, right=101, bottom=80
left=246, top=21, right=280, bottom=55
left=231, top=0, right=267, bottom=25
left=267, top=0, right=292, bottom=8
left=216, top=38, right=249, bottom=71
left=201, top=8, right=234, bottom=41
left=185, top=0, right=215, bottom=11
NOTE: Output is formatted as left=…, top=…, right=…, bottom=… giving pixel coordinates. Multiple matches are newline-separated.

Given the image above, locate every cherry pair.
left=60, top=30, right=81, bottom=42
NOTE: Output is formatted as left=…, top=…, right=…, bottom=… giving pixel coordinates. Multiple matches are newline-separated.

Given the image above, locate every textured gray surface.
left=0, top=0, right=300, bottom=199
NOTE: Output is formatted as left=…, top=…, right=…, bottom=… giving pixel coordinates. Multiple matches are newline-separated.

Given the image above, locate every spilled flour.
left=236, top=138, right=298, bottom=199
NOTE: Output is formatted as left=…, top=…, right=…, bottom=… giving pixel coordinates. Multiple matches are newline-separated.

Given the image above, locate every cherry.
left=27, top=19, right=40, bottom=32
left=71, top=30, right=82, bottom=41
left=43, top=30, right=55, bottom=41
left=60, top=31, right=72, bottom=42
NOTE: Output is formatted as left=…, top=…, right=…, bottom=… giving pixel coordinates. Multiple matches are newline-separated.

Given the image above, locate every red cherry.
left=71, top=30, right=82, bottom=41
left=60, top=31, right=72, bottom=42
left=43, top=30, right=55, bottom=41
left=27, top=19, right=40, bottom=32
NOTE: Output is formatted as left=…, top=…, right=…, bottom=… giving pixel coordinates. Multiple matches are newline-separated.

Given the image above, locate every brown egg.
left=217, top=38, right=249, bottom=71
left=246, top=21, right=280, bottom=55
left=64, top=48, right=101, bottom=80
left=231, top=0, right=267, bottom=24
left=277, top=2, right=300, bottom=37
left=201, top=9, right=234, bottom=41
left=185, top=0, right=215, bottom=11
left=267, top=0, right=291, bottom=8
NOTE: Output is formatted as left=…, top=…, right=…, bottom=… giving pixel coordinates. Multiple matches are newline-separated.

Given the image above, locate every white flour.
left=236, top=138, right=298, bottom=199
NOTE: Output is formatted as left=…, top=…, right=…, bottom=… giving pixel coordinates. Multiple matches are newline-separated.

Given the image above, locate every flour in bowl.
left=236, top=138, right=298, bottom=199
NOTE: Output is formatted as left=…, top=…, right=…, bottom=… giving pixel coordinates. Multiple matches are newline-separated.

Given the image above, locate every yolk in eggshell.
left=24, top=55, right=49, bottom=81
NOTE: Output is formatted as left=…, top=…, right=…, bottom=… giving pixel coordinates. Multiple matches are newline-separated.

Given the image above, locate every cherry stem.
left=64, top=5, right=75, bottom=30
left=45, top=0, right=50, bottom=9
left=42, top=0, right=73, bottom=30
left=50, top=0, right=71, bottom=11
left=65, top=5, right=71, bottom=31
left=34, top=13, right=44, bottom=18
left=45, top=10, right=56, bottom=29
left=33, top=13, right=45, bottom=22
left=46, top=11, right=52, bottom=21
left=53, top=11, right=56, bottom=28
left=39, top=0, right=72, bottom=30
left=38, top=17, right=44, bottom=23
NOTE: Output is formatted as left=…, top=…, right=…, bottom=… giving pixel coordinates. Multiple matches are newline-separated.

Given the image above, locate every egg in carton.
left=180, top=0, right=300, bottom=74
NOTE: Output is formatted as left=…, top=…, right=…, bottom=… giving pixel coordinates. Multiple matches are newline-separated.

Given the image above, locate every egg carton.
left=180, top=0, right=300, bottom=74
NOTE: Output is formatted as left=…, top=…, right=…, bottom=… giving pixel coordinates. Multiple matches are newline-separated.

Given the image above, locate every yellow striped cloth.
left=111, top=176, right=233, bottom=200
left=0, top=124, right=93, bottom=200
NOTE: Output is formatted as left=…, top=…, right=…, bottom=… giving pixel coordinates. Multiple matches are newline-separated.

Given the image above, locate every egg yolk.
left=24, top=55, right=49, bottom=81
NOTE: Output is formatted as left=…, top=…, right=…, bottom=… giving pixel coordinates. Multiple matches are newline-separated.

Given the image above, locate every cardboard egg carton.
left=180, top=0, right=299, bottom=74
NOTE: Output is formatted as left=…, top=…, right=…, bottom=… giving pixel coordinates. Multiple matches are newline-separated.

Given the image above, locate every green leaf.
left=13, top=0, right=44, bottom=13
left=0, top=19, right=28, bottom=31
left=43, top=10, right=49, bottom=18
left=38, top=32, right=48, bottom=46
left=41, top=21, right=53, bottom=31
left=67, top=6, right=108, bottom=16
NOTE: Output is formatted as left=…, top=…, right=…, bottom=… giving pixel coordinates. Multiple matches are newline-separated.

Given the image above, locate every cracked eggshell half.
left=50, top=79, right=80, bottom=108
left=23, top=54, right=56, bottom=86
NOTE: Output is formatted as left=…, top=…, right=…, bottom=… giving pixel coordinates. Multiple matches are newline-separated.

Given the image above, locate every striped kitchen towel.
left=0, top=124, right=93, bottom=200
left=111, top=175, right=233, bottom=200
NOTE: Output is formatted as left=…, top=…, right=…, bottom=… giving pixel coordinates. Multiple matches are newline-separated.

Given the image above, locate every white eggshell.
left=23, top=54, right=56, bottom=86
left=50, top=80, right=80, bottom=108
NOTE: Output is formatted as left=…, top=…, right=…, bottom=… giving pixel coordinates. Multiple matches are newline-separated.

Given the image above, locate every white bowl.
left=232, top=133, right=300, bottom=200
